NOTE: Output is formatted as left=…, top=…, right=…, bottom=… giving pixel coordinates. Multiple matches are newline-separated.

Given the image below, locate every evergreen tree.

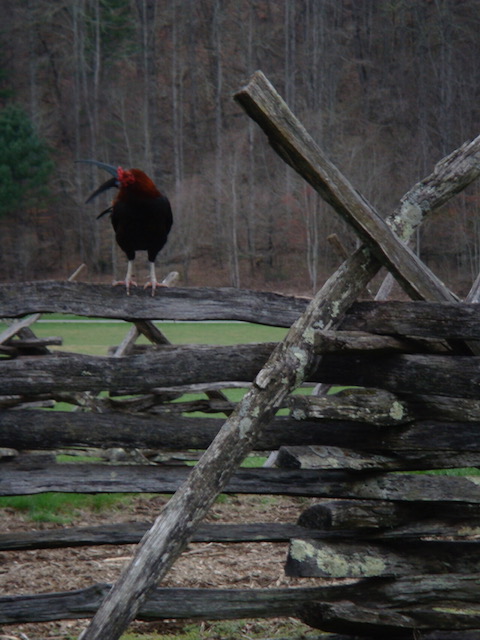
left=0, top=104, right=53, bottom=218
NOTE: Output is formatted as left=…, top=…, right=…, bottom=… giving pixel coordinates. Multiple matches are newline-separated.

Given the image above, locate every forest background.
left=0, top=0, right=480, bottom=297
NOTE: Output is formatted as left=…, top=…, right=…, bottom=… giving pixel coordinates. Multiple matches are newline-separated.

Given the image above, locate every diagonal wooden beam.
left=79, top=75, right=480, bottom=640
left=234, top=71, right=456, bottom=303
left=0, top=313, right=43, bottom=346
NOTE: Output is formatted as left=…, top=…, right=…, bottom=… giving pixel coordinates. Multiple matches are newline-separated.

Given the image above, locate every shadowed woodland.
left=1, top=0, right=480, bottom=294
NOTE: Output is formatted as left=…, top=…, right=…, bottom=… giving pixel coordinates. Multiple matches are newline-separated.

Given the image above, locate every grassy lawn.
left=14, top=317, right=289, bottom=355
left=0, top=492, right=135, bottom=524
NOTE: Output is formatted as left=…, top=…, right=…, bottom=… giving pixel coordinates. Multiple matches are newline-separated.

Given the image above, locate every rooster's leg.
left=144, top=261, right=166, bottom=296
left=113, top=260, right=137, bottom=294
left=144, top=262, right=158, bottom=296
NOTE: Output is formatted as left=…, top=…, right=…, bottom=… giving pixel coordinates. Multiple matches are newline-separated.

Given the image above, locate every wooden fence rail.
left=0, top=282, right=308, bottom=325
left=2, top=462, right=480, bottom=500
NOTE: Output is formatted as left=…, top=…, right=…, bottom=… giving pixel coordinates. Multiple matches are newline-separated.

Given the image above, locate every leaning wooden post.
left=235, top=72, right=459, bottom=304
left=79, top=76, right=480, bottom=640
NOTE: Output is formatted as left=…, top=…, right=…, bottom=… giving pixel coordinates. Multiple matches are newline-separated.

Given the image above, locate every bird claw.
left=144, top=281, right=167, bottom=297
left=113, top=279, right=137, bottom=295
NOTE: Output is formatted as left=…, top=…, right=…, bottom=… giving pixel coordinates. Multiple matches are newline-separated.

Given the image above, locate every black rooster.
left=78, top=159, right=173, bottom=295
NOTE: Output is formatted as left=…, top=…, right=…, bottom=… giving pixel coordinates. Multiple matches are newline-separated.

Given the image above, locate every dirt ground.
left=0, top=493, right=322, bottom=640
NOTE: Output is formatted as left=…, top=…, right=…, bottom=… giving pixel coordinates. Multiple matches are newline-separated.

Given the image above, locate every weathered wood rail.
left=0, top=282, right=309, bottom=325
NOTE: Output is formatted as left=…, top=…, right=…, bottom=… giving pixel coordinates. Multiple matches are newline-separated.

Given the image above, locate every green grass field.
left=14, top=317, right=289, bottom=355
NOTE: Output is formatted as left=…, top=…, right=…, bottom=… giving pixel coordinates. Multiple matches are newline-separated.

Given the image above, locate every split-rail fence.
left=1, top=71, right=480, bottom=639
left=0, top=283, right=479, bottom=640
